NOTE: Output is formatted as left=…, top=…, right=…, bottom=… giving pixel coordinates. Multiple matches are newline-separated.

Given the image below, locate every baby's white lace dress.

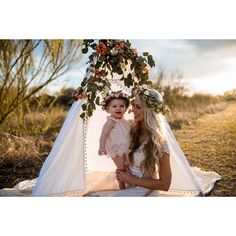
left=105, top=116, right=131, bottom=158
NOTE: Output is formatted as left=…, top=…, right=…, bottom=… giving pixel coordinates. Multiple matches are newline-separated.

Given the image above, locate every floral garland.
left=100, top=90, right=130, bottom=110
left=137, top=87, right=169, bottom=114
left=74, top=39, right=156, bottom=119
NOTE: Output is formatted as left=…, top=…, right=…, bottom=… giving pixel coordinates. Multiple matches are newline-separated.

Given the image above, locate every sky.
left=48, top=40, right=236, bottom=95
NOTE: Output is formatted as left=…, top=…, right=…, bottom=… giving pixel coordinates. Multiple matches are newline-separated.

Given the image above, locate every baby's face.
left=107, top=99, right=126, bottom=119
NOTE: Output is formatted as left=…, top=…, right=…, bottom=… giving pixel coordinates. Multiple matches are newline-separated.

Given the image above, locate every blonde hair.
left=128, top=92, right=166, bottom=178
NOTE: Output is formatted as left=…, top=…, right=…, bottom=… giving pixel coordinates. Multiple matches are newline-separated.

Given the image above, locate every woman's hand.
left=116, top=166, right=135, bottom=185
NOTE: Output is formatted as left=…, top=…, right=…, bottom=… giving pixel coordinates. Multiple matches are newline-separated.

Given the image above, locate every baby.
left=98, top=91, right=131, bottom=189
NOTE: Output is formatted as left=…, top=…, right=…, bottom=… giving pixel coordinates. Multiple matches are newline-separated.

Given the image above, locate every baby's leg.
left=112, top=155, right=126, bottom=190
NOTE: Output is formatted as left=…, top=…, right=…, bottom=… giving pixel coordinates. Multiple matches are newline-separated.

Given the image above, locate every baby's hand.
left=98, top=148, right=107, bottom=156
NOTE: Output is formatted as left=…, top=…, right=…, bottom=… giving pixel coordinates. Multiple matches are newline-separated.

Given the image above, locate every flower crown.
left=139, top=88, right=169, bottom=114
left=101, top=90, right=130, bottom=110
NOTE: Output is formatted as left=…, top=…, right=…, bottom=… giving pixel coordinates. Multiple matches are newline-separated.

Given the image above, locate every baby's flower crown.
left=138, top=87, right=169, bottom=114
left=101, top=90, right=130, bottom=110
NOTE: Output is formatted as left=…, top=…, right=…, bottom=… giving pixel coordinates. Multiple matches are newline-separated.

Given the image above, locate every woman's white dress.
left=108, top=139, right=171, bottom=197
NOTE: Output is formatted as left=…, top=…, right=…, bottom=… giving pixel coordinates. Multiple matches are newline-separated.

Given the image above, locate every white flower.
left=93, top=55, right=98, bottom=64
left=104, top=86, right=110, bottom=93
left=110, top=48, right=119, bottom=56
left=156, top=91, right=164, bottom=102
left=144, top=90, right=150, bottom=96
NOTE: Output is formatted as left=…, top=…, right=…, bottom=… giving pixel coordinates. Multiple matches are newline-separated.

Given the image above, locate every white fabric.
left=157, top=114, right=216, bottom=195
left=32, top=100, right=86, bottom=196
left=129, top=140, right=148, bottom=178
left=105, top=116, right=131, bottom=158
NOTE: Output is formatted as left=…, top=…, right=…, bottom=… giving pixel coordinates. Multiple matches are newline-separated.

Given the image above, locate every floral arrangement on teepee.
left=73, top=39, right=156, bottom=119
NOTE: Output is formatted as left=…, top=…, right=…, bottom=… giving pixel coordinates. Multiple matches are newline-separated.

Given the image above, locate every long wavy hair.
left=128, top=92, right=166, bottom=178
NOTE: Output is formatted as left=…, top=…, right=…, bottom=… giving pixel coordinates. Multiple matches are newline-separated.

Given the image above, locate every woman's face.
left=132, top=97, right=144, bottom=122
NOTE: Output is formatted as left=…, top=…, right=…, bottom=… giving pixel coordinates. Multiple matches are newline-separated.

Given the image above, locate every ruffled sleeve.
left=161, top=139, right=170, bottom=154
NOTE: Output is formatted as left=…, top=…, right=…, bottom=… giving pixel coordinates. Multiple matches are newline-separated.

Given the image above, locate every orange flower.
left=115, top=42, right=124, bottom=49
left=96, top=42, right=107, bottom=55
left=142, top=66, right=149, bottom=74
left=95, top=69, right=107, bottom=78
left=132, top=48, right=137, bottom=54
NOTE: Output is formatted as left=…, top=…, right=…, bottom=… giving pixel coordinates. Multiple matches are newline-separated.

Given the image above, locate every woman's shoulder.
left=161, top=138, right=171, bottom=154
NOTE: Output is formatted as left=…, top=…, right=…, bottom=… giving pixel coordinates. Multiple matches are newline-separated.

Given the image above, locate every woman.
left=107, top=88, right=172, bottom=197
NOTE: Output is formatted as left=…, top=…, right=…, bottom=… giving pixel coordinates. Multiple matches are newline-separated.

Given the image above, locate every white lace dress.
left=108, top=139, right=171, bottom=197
left=105, top=116, right=131, bottom=158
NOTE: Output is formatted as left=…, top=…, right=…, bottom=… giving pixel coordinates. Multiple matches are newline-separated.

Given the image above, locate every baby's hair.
left=101, top=90, right=130, bottom=111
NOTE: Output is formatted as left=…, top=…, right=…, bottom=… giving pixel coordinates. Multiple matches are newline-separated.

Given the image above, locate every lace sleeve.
left=161, top=139, right=170, bottom=154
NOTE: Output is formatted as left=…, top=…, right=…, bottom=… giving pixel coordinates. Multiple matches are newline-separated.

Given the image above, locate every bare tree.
left=0, top=40, right=83, bottom=124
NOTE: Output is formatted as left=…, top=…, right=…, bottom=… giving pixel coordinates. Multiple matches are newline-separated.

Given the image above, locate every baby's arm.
left=98, top=119, right=115, bottom=156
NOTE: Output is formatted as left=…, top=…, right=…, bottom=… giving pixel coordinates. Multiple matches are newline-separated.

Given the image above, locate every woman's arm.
left=117, top=153, right=172, bottom=191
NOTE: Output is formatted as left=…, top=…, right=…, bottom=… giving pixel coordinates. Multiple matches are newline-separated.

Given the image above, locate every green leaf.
left=91, top=92, right=96, bottom=100
left=82, top=47, right=88, bottom=54
left=90, top=43, right=97, bottom=49
left=143, top=52, right=149, bottom=56
left=127, top=73, right=132, bottom=81
left=147, top=55, right=155, bottom=67
left=80, top=112, right=86, bottom=119
left=88, top=107, right=93, bottom=117
left=146, top=80, right=153, bottom=85
left=82, top=104, right=87, bottom=111
left=99, top=55, right=105, bottom=62
left=117, top=67, right=123, bottom=75
left=91, top=101, right=96, bottom=109
left=89, top=54, right=94, bottom=61
left=130, top=63, right=134, bottom=70
left=95, top=96, right=100, bottom=105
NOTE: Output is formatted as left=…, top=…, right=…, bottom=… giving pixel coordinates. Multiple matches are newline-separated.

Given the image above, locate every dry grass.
left=0, top=133, right=56, bottom=188
left=0, top=106, right=68, bottom=189
left=174, top=102, right=236, bottom=196
left=167, top=102, right=225, bottom=129
left=0, top=100, right=235, bottom=196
